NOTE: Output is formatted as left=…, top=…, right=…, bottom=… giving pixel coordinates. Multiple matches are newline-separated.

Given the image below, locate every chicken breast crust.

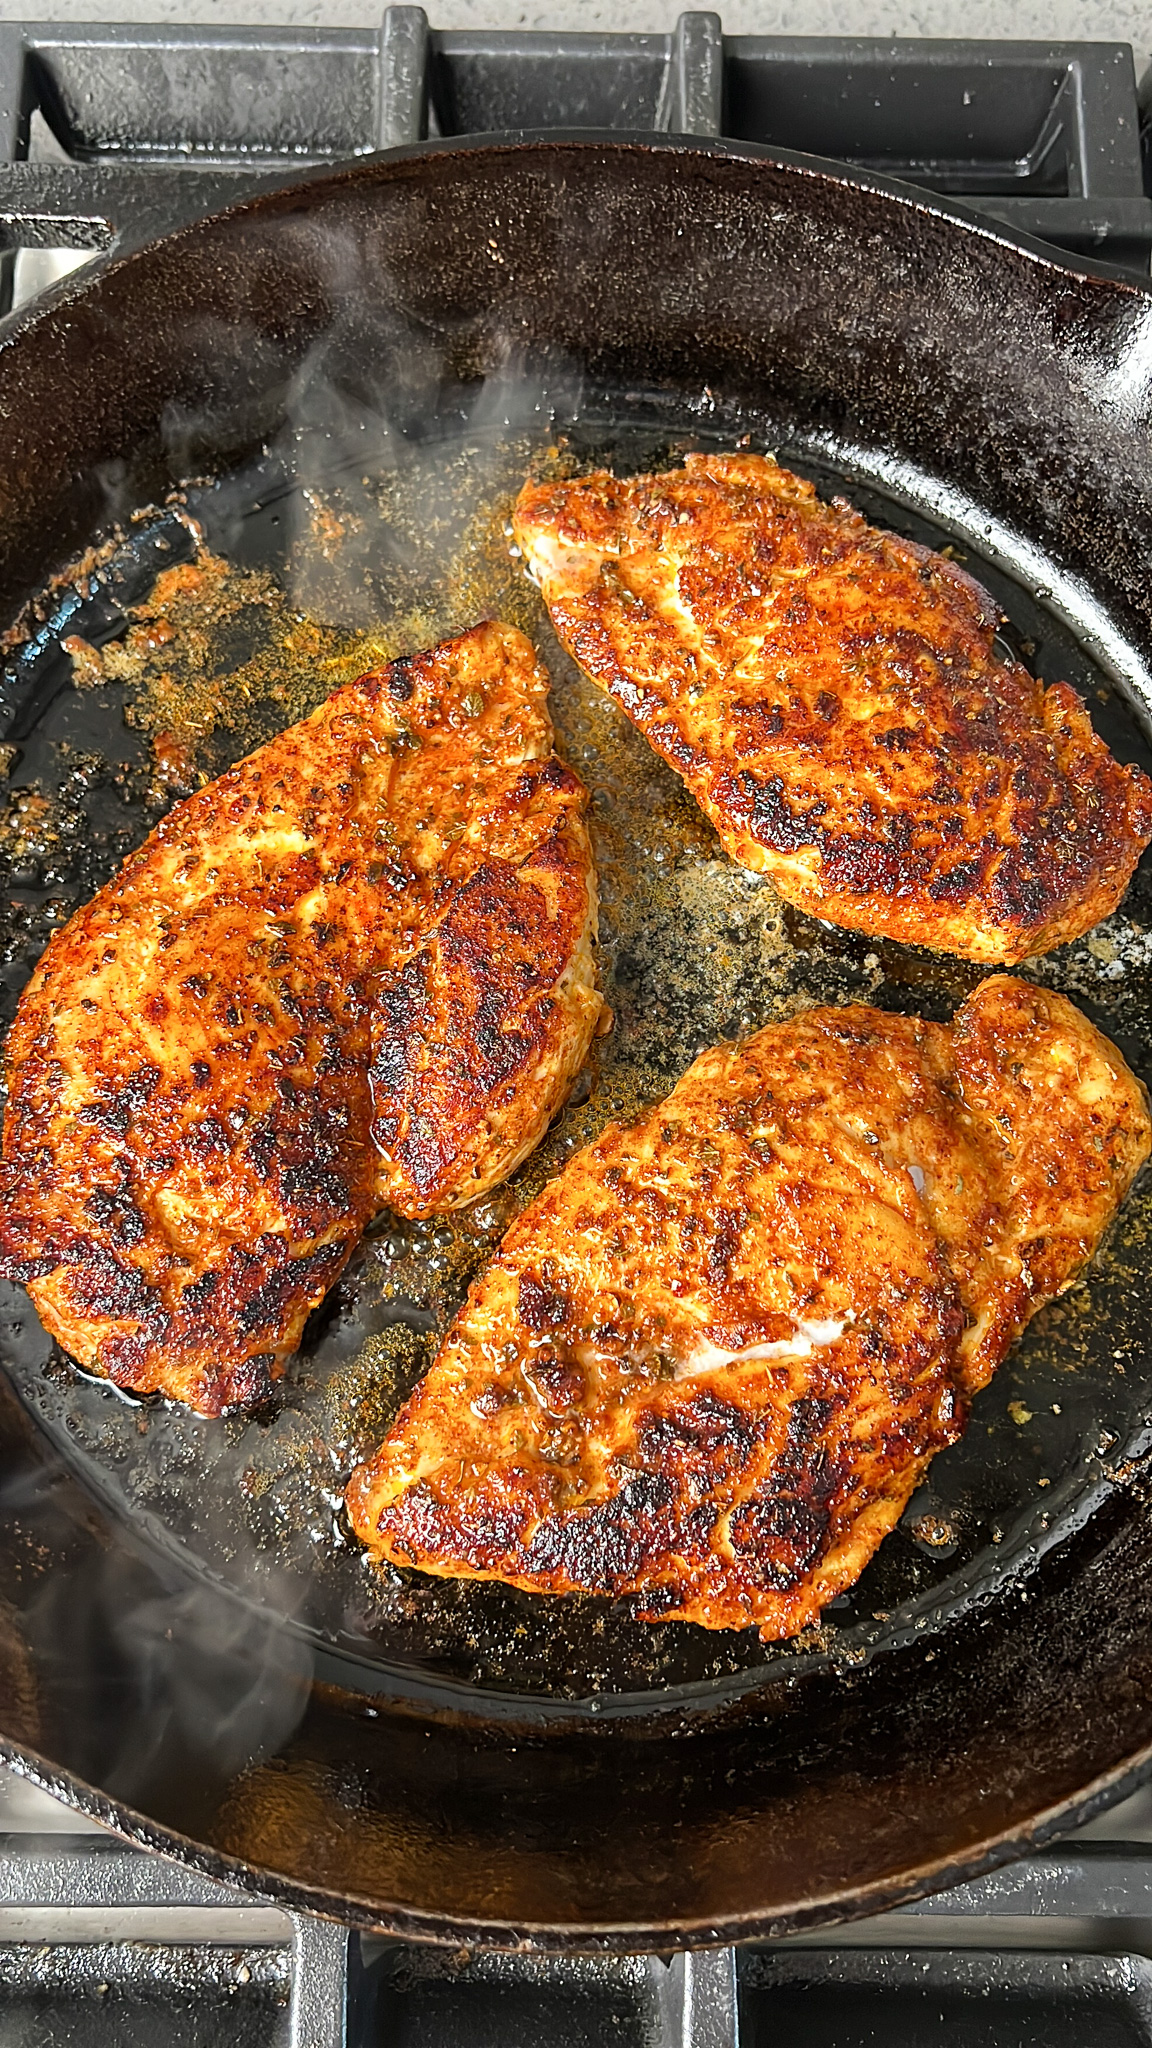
left=347, top=977, right=1149, bottom=1639
left=0, top=622, right=600, bottom=1416
left=514, top=453, right=1152, bottom=963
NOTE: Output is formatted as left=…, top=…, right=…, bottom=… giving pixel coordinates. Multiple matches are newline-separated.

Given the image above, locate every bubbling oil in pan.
left=1, top=408, right=1151, bottom=1713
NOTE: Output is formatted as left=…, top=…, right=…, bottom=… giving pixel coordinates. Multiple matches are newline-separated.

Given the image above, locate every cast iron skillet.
left=2, top=135, right=1152, bottom=1948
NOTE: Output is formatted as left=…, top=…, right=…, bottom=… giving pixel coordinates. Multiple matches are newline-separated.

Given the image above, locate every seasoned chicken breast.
left=0, top=622, right=600, bottom=1415
left=514, top=453, right=1152, bottom=963
left=347, top=978, right=1149, bottom=1638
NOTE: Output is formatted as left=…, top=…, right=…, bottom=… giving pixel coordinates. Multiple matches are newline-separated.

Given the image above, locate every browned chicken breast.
left=0, top=622, right=600, bottom=1416
left=347, top=977, right=1149, bottom=1638
left=514, top=453, right=1152, bottom=963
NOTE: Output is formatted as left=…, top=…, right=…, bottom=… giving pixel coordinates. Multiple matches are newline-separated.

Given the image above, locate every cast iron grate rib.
left=6, top=1829, right=1152, bottom=2044
left=0, top=10, right=1147, bottom=290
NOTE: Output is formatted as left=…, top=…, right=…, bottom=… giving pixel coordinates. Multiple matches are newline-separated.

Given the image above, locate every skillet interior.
left=2, top=416, right=1152, bottom=1716
left=0, top=139, right=1151, bottom=1941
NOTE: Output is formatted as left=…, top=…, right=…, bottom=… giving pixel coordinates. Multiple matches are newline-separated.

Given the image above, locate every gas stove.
left=3, top=11, right=1151, bottom=291
left=2, top=12, right=1152, bottom=2046
left=4, top=1771, right=1152, bottom=2043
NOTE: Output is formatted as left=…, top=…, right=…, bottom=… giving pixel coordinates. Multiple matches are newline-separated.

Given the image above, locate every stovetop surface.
left=4, top=1765, right=1152, bottom=2046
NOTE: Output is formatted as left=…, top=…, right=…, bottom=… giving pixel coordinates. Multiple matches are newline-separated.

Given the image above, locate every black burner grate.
left=0, top=10, right=1148, bottom=286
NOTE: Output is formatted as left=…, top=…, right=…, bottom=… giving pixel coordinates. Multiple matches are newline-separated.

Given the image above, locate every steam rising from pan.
left=0, top=1417, right=312, bottom=1822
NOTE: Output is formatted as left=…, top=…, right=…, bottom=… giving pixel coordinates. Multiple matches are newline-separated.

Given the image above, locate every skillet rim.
left=1, top=127, right=1149, bottom=361
left=2, top=1728, right=1152, bottom=1948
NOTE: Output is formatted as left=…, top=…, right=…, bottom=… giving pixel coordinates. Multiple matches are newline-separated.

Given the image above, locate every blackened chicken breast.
left=514, top=452, right=1152, bottom=963
left=348, top=978, right=1148, bottom=1638
left=0, top=623, right=600, bottom=1415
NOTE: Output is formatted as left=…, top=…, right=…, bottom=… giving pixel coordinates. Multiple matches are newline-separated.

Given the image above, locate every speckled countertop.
left=0, top=0, right=1145, bottom=78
